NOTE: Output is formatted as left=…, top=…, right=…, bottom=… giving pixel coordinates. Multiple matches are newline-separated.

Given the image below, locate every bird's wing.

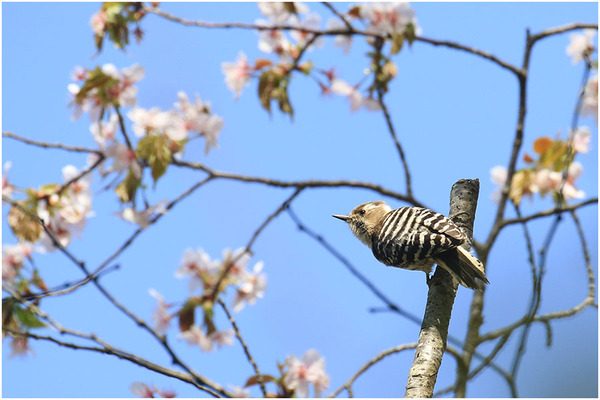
left=372, top=207, right=466, bottom=266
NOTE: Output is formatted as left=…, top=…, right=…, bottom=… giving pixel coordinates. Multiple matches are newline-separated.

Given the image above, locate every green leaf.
left=258, top=71, right=277, bottom=114
left=405, top=23, right=417, bottom=46
left=115, top=171, right=141, bottom=203
left=391, top=31, right=404, bottom=55
left=14, top=307, right=46, bottom=329
left=137, top=135, right=171, bottom=184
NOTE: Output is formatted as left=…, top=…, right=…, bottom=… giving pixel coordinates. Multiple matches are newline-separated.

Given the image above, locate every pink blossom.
left=221, top=52, right=253, bottom=99
left=128, top=107, right=172, bottom=137
left=130, top=382, right=154, bottom=398
left=90, top=9, right=107, bottom=37
left=221, top=247, right=252, bottom=283
left=70, top=66, right=88, bottom=81
left=229, top=385, right=250, bottom=398
left=284, top=349, right=330, bottom=397
left=532, top=168, right=562, bottom=193
left=209, top=329, right=235, bottom=348
left=257, top=2, right=308, bottom=24
left=105, top=142, right=142, bottom=179
left=148, top=289, right=172, bottom=335
left=571, top=126, right=591, bottom=153
left=562, top=162, right=585, bottom=200
left=179, top=325, right=214, bottom=352
left=327, top=18, right=353, bottom=54
left=359, top=2, right=420, bottom=36
left=256, top=23, right=295, bottom=59
left=581, top=73, right=598, bottom=123
left=566, top=29, right=596, bottom=64
left=117, top=202, right=166, bottom=228
left=232, top=261, right=267, bottom=313
left=289, top=13, right=325, bottom=49
left=90, top=114, right=119, bottom=148
left=2, top=242, right=34, bottom=287
left=175, top=248, right=221, bottom=292
left=9, top=336, right=34, bottom=358
left=330, top=79, right=366, bottom=112
left=2, top=161, right=13, bottom=199
left=489, top=165, right=508, bottom=202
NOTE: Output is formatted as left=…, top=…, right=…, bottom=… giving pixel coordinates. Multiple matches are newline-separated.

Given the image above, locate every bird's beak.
left=332, top=214, right=350, bottom=222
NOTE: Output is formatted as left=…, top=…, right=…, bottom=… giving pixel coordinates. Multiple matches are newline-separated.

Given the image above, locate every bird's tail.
left=434, top=247, right=489, bottom=290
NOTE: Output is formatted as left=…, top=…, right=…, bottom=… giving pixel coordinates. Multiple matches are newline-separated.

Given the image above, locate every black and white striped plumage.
left=333, top=201, right=489, bottom=289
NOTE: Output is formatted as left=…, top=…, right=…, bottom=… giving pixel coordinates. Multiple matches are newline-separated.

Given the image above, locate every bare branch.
left=328, top=343, right=418, bottom=398
left=3, top=131, right=100, bottom=154
left=406, top=178, right=480, bottom=398
left=172, top=159, right=424, bottom=207
left=218, top=299, right=267, bottom=397
left=501, top=198, right=597, bottom=227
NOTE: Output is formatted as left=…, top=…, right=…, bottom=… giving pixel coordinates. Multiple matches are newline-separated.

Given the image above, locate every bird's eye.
left=359, top=209, right=366, bottom=216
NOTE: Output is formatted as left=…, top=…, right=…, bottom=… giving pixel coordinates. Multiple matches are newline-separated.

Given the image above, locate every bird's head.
left=332, top=201, right=392, bottom=247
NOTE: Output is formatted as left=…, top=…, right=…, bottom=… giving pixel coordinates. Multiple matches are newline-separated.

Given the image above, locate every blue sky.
left=2, top=2, right=598, bottom=398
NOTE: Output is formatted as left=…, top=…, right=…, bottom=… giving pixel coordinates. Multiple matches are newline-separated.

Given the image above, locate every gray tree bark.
left=404, top=179, right=480, bottom=398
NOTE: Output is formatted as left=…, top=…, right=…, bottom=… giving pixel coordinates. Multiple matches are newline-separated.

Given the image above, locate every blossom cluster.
left=221, top=2, right=418, bottom=115
left=283, top=349, right=330, bottom=397
left=128, top=91, right=224, bottom=155
left=148, top=247, right=266, bottom=353
left=68, top=63, right=144, bottom=121
left=490, top=128, right=590, bottom=205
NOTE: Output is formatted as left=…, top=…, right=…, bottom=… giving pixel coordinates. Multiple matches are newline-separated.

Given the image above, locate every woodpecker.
left=332, top=201, right=489, bottom=290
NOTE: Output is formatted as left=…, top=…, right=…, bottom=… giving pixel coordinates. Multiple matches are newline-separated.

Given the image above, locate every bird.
left=332, top=201, right=489, bottom=290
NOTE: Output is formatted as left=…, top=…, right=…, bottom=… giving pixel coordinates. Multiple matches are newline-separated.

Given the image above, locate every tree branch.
left=405, top=178, right=480, bottom=398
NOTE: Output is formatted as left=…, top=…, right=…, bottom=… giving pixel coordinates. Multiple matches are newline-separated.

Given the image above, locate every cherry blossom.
left=127, top=107, right=171, bottom=137
left=35, top=165, right=94, bottom=252
left=258, top=2, right=308, bottom=24
left=359, top=2, right=420, bottom=36
left=104, top=142, right=142, bottom=179
left=148, top=289, right=173, bottom=335
left=2, top=242, right=34, bottom=287
left=571, top=126, right=591, bottom=153
left=90, top=114, right=119, bottom=148
left=232, top=261, right=267, bottom=312
left=69, top=63, right=144, bottom=121
left=175, top=248, right=221, bottom=292
left=130, top=382, right=154, bottom=398
left=2, top=161, right=13, bottom=199
left=179, top=325, right=214, bottom=352
left=70, top=65, right=88, bottom=81
left=289, top=13, right=325, bottom=50
left=221, top=52, right=253, bottom=98
left=580, top=73, right=598, bottom=123
left=221, top=247, right=252, bottom=283
left=330, top=79, right=380, bottom=112
left=89, top=9, right=107, bottom=37
left=327, top=18, right=353, bottom=54
left=229, top=385, right=250, bottom=398
left=562, top=161, right=585, bottom=200
left=566, top=29, right=596, bottom=64
left=117, top=202, right=166, bottom=228
left=8, top=336, right=34, bottom=358
left=283, top=349, right=330, bottom=397
left=489, top=165, right=508, bottom=202
left=209, top=329, right=235, bottom=348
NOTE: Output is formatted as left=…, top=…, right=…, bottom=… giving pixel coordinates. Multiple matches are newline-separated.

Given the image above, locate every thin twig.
left=328, top=343, right=418, bottom=398
left=3, top=131, right=100, bottom=154
left=218, top=299, right=267, bottom=397
left=500, top=198, right=597, bottom=227
left=210, top=188, right=304, bottom=301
